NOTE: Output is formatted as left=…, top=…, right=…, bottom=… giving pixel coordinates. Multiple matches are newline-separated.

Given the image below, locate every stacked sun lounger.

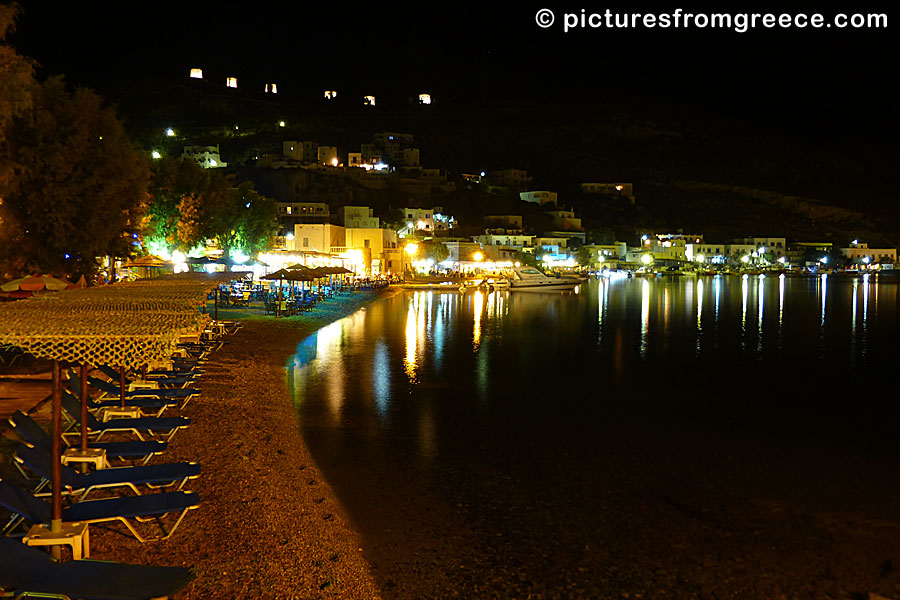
left=0, top=319, right=239, bottom=598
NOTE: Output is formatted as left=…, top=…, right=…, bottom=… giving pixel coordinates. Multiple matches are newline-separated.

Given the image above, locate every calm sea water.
left=288, top=274, right=900, bottom=596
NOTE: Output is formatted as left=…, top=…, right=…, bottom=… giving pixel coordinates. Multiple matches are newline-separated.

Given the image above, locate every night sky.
left=11, top=2, right=895, bottom=145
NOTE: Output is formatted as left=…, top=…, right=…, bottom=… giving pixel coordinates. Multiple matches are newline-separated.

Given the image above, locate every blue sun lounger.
left=0, top=480, right=200, bottom=543
left=9, top=411, right=167, bottom=466
left=65, top=383, right=179, bottom=418
left=97, top=365, right=197, bottom=388
left=14, top=444, right=200, bottom=501
left=86, top=376, right=199, bottom=405
left=0, top=536, right=194, bottom=600
left=61, top=394, right=190, bottom=443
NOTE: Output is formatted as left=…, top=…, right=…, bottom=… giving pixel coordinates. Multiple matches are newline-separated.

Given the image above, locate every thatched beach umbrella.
left=0, top=275, right=223, bottom=549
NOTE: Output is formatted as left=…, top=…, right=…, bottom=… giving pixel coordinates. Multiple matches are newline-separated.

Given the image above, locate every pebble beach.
left=1, top=290, right=395, bottom=599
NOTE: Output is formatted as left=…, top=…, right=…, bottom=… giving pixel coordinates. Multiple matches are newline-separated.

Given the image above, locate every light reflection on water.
left=287, top=276, right=900, bottom=590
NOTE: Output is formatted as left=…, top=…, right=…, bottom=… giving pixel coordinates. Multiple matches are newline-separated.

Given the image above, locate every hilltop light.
left=278, top=121, right=286, bottom=127
left=165, top=128, right=175, bottom=137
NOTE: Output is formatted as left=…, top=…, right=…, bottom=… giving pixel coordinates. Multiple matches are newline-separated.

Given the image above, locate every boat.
left=507, top=266, right=585, bottom=292
left=400, top=281, right=465, bottom=291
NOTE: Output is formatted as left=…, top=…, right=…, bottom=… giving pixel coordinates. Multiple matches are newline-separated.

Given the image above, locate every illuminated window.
left=190, top=68, right=203, bottom=79
left=265, top=83, right=278, bottom=93
left=324, top=90, right=337, bottom=99
left=226, top=77, right=237, bottom=88
left=418, top=93, right=432, bottom=104
left=364, top=95, right=376, bottom=106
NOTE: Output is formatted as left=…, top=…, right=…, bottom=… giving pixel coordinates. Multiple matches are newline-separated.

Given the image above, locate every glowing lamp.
left=331, top=158, right=338, bottom=167
left=473, top=252, right=484, bottom=262
left=640, top=254, right=652, bottom=265
left=278, top=121, right=286, bottom=127
left=151, top=150, right=161, bottom=159
left=405, top=243, right=419, bottom=256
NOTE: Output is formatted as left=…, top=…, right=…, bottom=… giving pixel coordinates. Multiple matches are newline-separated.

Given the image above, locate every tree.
left=144, top=157, right=227, bottom=253
left=0, top=75, right=149, bottom=278
left=576, top=246, right=594, bottom=267
left=419, top=239, right=449, bottom=264
left=203, top=181, right=278, bottom=260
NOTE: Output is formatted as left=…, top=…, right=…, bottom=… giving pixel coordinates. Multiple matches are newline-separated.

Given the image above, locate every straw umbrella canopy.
left=0, top=277, right=223, bottom=540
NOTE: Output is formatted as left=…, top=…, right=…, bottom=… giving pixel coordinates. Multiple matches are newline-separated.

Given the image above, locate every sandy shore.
left=1, top=289, right=398, bottom=599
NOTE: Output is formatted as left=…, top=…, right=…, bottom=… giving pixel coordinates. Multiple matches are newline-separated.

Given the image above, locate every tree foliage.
left=0, top=75, right=150, bottom=278
left=201, top=180, right=278, bottom=259
left=419, top=239, right=449, bottom=263
left=144, top=157, right=227, bottom=251
left=144, top=159, right=278, bottom=262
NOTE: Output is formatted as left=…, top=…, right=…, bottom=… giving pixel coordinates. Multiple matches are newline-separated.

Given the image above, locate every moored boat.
left=508, top=266, right=585, bottom=292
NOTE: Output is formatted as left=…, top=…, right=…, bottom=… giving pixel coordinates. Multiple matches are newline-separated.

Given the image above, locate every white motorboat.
left=507, top=266, right=585, bottom=292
